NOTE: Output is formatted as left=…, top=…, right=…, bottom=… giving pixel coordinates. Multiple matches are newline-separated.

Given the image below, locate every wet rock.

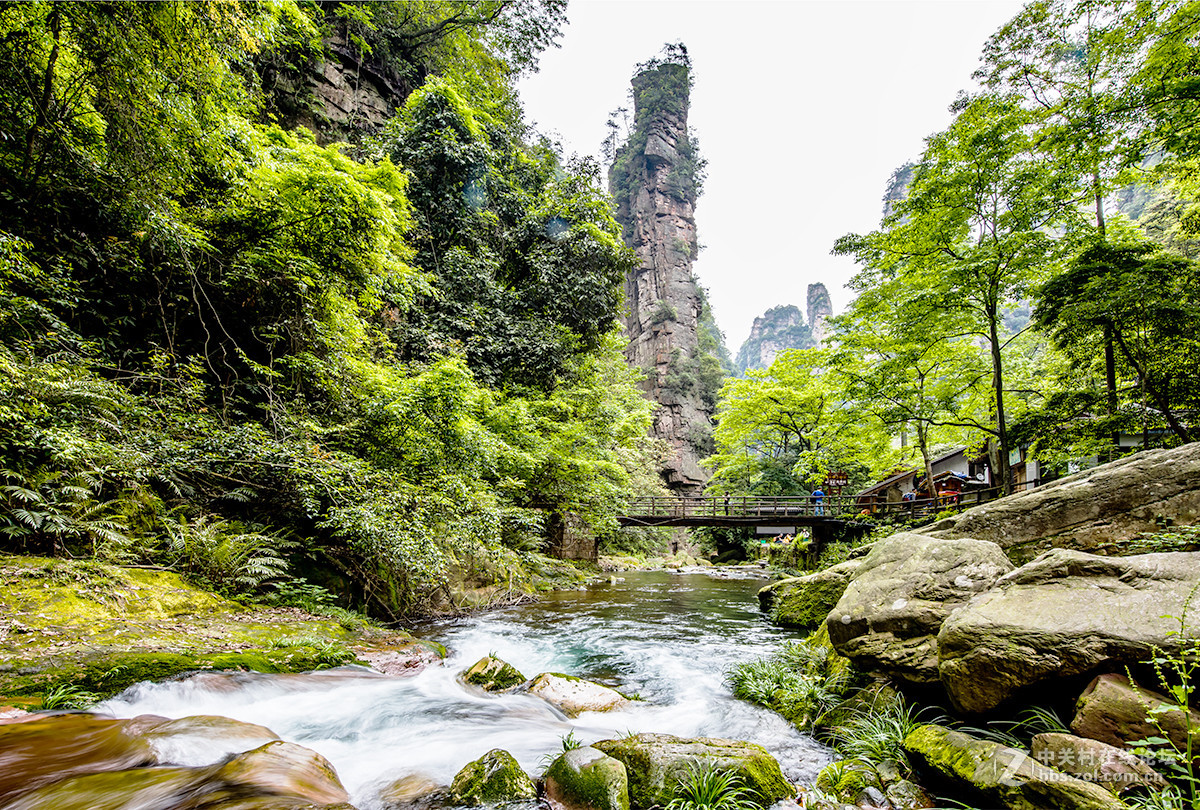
left=912, top=442, right=1200, bottom=561
left=884, top=778, right=934, bottom=809
left=379, top=773, right=450, bottom=810
left=450, top=749, right=536, bottom=805
left=903, top=724, right=1123, bottom=810
left=544, top=746, right=629, bottom=810
left=459, top=656, right=525, bottom=693
left=0, top=713, right=156, bottom=805
left=825, top=534, right=1013, bottom=684
left=523, top=673, right=629, bottom=717
left=3, top=765, right=220, bottom=810
left=216, top=741, right=350, bottom=805
left=758, top=561, right=861, bottom=630
left=814, top=759, right=882, bottom=805
left=1071, top=673, right=1200, bottom=753
left=1031, top=732, right=1166, bottom=794
left=937, top=550, right=1200, bottom=712
left=140, top=714, right=280, bottom=766
left=593, top=733, right=793, bottom=809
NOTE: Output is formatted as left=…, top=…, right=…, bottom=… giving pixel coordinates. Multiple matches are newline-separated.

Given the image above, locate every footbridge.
left=617, top=495, right=863, bottom=532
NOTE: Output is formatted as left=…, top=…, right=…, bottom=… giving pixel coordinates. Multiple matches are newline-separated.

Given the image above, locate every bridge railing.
left=623, top=495, right=853, bottom=519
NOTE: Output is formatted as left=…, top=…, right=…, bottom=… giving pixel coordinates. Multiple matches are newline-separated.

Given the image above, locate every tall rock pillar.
left=609, top=54, right=712, bottom=494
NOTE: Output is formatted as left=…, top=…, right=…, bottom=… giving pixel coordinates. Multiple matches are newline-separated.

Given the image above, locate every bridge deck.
left=617, top=495, right=858, bottom=528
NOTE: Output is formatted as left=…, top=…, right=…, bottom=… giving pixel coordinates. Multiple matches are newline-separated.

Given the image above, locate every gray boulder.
left=903, top=724, right=1123, bottom=810
left=523, top=674, right=629, bottom=717
left=937, top=549, right=1200, bottom=712
left=592, top=733, right=792, bottom=809
left=1071, top=673, right=1200, bottom=754
left=758, top=561, right=861, bottom=630
left=913, top=443, right=1200, bottom=562
left=1030, top=732, right=1166, bottom=795
left=544, top=746, right=629, bottom=810
left=824, top=533, right=1013, bottom=683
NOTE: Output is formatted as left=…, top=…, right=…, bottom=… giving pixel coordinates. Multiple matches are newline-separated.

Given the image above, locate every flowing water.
left=97, top=568, right=834, bottom=809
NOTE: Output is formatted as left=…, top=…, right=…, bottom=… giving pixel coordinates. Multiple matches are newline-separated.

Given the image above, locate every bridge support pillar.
left=546, top=511, right=598, bottom=562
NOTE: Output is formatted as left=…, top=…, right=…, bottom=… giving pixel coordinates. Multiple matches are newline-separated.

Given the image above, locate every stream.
left=97, top=568, right=834, bottom=809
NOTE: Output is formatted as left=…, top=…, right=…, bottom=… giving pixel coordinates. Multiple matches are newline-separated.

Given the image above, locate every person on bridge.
left=812, top=487, right=825, bottom=515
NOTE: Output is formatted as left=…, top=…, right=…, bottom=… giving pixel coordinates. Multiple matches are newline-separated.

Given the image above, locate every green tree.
left=836, top=94, right=1075, bottom=492
left=706, top=349, right=892, bottom=496
left=1034, top=240, right=1200, bottom=443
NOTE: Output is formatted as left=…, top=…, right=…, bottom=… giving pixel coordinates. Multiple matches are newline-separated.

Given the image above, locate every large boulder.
left=0, top=713, right=156, bottom=805
left=903, top=724, right=1123, bottom=810
left=450, top=749, right=536, bottom=805
left=824, top=533, right=1013, bottom=683
left=1071, top=673, right=1200, bottom=753
left=523, top=674, right=629, bottom=717
left=459, top=656, right=525, bottom=693
left=759, top=560, right=862, bottom=630
left=544, top=746, right=629, bottom=810
left=1030, top=732, right=1166, bottom=795
left=215, top=741, right=350, bottom=806
left=937, top=549, right=1200, bottom=712
left=592, top=733, right=792, bottom=809
left=3, top=741, right=354, bottom=810
left=913, top=443, right=1200, bottom=561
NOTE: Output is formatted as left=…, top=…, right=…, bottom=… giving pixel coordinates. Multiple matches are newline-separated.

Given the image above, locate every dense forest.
left=704, top=0, right=1200, bottom=503
left=3, top=0, right=1200, bottom=616
left=0, top=0, right=666, bottom=618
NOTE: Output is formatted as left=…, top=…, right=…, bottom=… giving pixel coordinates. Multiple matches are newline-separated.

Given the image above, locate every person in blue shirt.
left=812, top=487, right=825, bottom=515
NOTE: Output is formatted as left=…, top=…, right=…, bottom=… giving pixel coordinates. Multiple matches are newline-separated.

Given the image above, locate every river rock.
left=1030, top=732, right=1166, bottom=794
left=824, top=533, right=1013, bottom=683
left=759, top=560, right=862, bottom=630
left=523, top=673, right=629, bottom=717
left=936, top=549, right=1200, bottom=712
left=593, top=733, right=793, bottom=809
left=379, top=773, right=449, bottom=810
left=216, top=741, right=351, bottom=805
left=449, top=749, right=536, bottom=805
left=902, top=724, right=1123, bottom=810
left=544, top=746, right=629, bottom=810
left=814, top=759, right=882, bottom=805
left=913, top=442, right=1200, bottom=561
left=459, top=656, right=525, bottom=693
left=1071, top=673, right=1200, bottom=753
left=0, top=713, right=156, bottom=805
left=139, top=714, right=281, bottom=766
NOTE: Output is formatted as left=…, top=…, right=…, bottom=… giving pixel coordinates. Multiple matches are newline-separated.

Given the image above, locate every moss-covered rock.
left=814, top=759, right=881, bottom=804
left=544, top=746, right=629, bottom=810
left=759, top=561, right=861, bottom=630
left=460, top=656, right=525, bottom=692
left=450, top=749, right=536, bottom=805
left=902, top=724, right=1123, bottom=810
left=593, top=733, right=792, bottom=809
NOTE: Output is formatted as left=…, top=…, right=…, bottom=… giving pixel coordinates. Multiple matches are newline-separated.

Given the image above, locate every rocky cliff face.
left=609, top=56, right=721, bottom=493
left=735, top=305, right=813, bottom=374
left=807, top=283, right=833, bottom=345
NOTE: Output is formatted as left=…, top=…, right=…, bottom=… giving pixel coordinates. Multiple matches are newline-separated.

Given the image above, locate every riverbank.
left=0, top=556, right=446, bottom=709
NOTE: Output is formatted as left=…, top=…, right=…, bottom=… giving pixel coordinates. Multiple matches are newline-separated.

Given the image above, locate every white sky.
left=517, top=0, right=1027, bottom=352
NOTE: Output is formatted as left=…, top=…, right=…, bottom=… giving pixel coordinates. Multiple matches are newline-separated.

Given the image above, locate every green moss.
left=770, top=577, right=847, bottom=630
left=594, top=738, right=658, bottom=809
left=450, top=749, right=536, bottom=805
left=461, top=656, right=525, bottom=692
left=545, top=748, right=629, bottom=810
left=815, top=760, right=881, bottom=803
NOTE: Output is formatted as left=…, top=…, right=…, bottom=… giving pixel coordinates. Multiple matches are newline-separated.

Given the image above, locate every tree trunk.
left=988, top=303, right=1012, bottom=495
left=21, top=5, right=61, bottom=185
